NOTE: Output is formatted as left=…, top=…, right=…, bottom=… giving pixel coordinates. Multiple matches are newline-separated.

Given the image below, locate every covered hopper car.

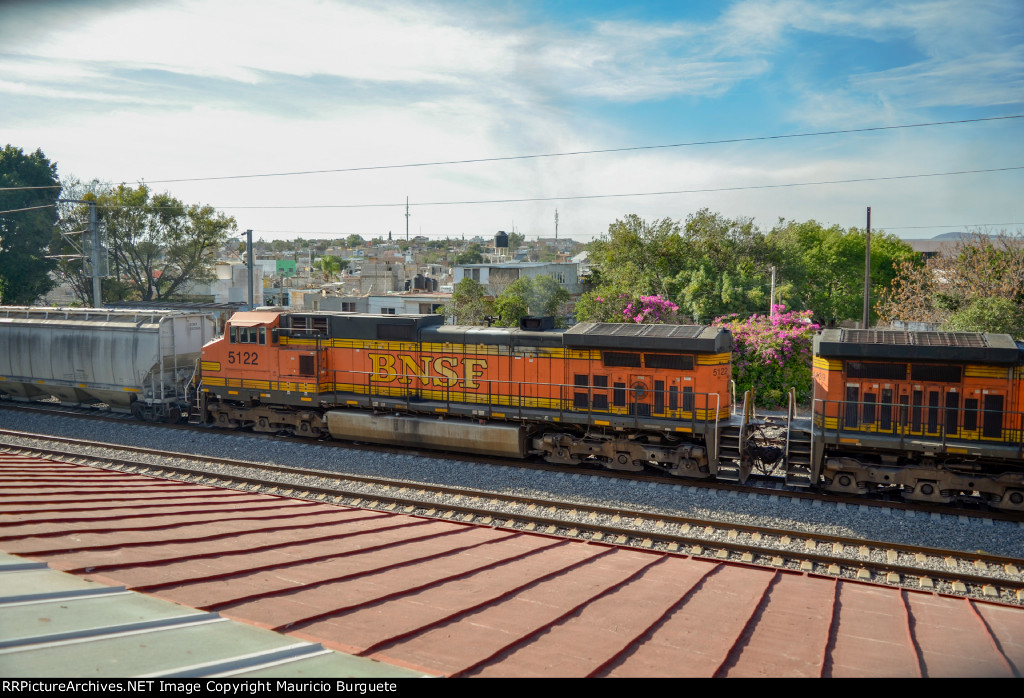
left=0, top=307, right=215, bottom=421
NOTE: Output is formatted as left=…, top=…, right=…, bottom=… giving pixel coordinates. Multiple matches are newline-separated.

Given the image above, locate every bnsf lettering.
left=228, top=351, right=259, bottom=366
left=368, top=353, right=487, bottom=388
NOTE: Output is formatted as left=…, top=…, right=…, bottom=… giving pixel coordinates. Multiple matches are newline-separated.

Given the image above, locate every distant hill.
left=931, top=232, right=993, bottom=240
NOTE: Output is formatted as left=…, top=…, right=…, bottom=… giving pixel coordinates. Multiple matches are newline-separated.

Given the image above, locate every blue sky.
left=2, top=0, right=1022, bottom=242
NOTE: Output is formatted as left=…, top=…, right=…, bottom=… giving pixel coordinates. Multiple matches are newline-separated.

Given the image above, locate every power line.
left=0, top=203, right=58, bottom=214
left=1, top=114, right=1020, bottom=193
left=3, top=164, right=1021, bottom=217
left=136, top=114, right=1024, bottom=184
left=142, top=165, right=1024, bottom=210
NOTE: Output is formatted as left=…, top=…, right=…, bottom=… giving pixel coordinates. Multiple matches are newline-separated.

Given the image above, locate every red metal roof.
left=1, top=452, right=1021, bottom=678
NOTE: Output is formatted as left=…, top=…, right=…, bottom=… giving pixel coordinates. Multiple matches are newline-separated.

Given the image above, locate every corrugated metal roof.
left=2, top=452, right=1022, bottom=678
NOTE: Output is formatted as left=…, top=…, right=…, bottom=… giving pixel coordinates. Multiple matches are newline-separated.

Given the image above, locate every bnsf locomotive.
left=2, top=306, right=1022, bottom=511
left=198, top=309, right=1024, bottom=511
left=199, top=310, right=732, bottom=478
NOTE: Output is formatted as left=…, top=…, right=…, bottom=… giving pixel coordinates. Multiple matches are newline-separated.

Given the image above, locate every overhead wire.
left=0, top=113, right=1021, bottom=192
left=138, top=114, right=1024, bottom=184
left=2, top=164, right=1022, bottom=217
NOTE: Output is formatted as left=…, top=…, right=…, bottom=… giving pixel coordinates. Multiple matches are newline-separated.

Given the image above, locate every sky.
left=2, top=0, right=1023, bottom=243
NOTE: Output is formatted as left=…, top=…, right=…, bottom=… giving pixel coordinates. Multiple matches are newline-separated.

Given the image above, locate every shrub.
left=714, top=305, right=819, bottom=407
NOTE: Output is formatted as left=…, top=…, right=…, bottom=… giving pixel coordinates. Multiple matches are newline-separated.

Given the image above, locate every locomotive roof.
left=563, top=323, right=732, bottom=353
left=815, top=328, right=1020, bottom=363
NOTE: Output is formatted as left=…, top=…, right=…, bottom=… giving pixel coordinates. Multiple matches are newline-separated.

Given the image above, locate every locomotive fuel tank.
left=325, top=410, right=528, bottom=458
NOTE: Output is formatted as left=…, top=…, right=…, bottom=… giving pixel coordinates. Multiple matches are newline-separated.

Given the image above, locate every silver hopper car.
left=0, top=307, right=215, bottom=421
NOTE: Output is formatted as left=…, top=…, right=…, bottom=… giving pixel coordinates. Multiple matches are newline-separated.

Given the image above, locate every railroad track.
left=3, top=429, right=1023, bottom=607
left=2, top=399, right=1021, bottom=525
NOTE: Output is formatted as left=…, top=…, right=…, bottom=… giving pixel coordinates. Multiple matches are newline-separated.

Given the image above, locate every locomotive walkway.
left=1, top=451, right=1023, bottom=678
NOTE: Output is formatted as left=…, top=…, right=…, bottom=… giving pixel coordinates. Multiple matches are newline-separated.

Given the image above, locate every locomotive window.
left=298, top=355, right=315, bottom=376
left=945, top=392, right=959, bottom=435
left=654, top=380, right=665, bottom=413
left=593, top=375, right=608, bottom=388
left=983, top=395, right=1003, bottom=438
left=604, top=352, right=641, bottom=368
left=862, top=392, right=876, bottom=424
left=846, top=362, right=907, bottom=380
left=844, top=386, right=859, bottom=428
left=910, top=364, right=963, bottom=383
left=229, top=326, right=237, bottom=343
left=644, top=354, right=695, bottom=371
left=574, top=374, right=589, bottom=387
left=880, top=388, right=893, bottom=431
left=927, top=390, right=940, bottom=433
left=964, top=398, right=979, bottom=431
left=378, top=324, right=413, bottom=341
left=259, top=327, right=266, bottom=345
left=613, top=382, right=627, bottom=407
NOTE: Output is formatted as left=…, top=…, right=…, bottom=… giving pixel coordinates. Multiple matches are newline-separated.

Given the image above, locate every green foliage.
left=876, top=231, right=1024, bottom=330
left=440, top=278, right=494, bottom=325
left=81, top=184, right=236, bottom=302
left=493, top=276, right=570, bottom=327
left=943, top=296, right=1024, bottom=337
left=316, top=254, right=343, bottom=282
left=587, top=214, right=686, bottom=295
left=454, top=243, right=485, bottom=265
left=714, top=306, right=820, bottom=407
left=768, top=219, right=916, bottom=327
left=574, top=284, right=635, bottom=323
left=0, top=145, right=58, bottom=304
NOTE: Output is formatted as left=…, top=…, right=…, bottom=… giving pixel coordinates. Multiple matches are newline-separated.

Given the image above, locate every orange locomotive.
left=810, top=329, right=1024, bottom=509
left=199, top=310, right=734, bottom=477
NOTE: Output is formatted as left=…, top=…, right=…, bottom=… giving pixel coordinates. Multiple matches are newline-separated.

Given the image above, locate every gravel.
left=2, top=408, right=1022, bottom=559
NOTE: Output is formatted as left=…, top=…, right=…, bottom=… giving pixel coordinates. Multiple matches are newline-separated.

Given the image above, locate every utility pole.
left=405, top=197, right=410, bottom=242
left=862, top=207, right=871, bottom=329
left=554, top=209, right=559, bottom=240
left=246, top=229, right=254, bottom=310
left=54, top=198, right=104, bottom=308
left=769, top=265, right=776, bottom=316
left=88, top=201, right=101, bottom=308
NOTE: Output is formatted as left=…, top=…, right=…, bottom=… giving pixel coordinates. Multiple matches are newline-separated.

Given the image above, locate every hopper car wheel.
left=131, top=402, right=146, bottom=421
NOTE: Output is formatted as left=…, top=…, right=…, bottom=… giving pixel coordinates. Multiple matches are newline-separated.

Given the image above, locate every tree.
left=770, top=219, right=916, bottom=327
left=315, top=254, right=344, bottom=282
left=493, top=276, right=570, bottom=327
left=586, top=214, right=687, bottom=295
left=876, top=231, right=1024, bottom=335
left=944, top=296, right=1024, bottom=337
left=714, top=306, right=820, bottom=407
left=454, top=243, right=485, bottom=265
left=507, top=231, right=525, bottom=253
left=85, top=184, right=235, bottom=302
left=439, top=278, right=494, bottom=325
left=0, top=145, right=59, bottom=304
